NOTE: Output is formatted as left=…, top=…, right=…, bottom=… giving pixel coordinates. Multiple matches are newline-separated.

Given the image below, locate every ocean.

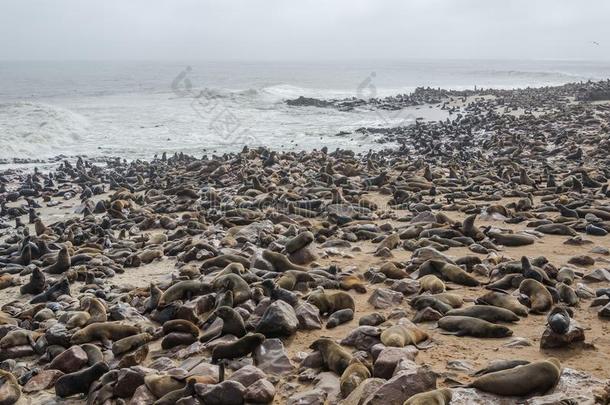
left=1, top=59, right=609, bottom=163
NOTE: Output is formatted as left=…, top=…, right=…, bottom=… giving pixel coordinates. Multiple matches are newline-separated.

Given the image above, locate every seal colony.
left=1, top=80, right=610, bottom=404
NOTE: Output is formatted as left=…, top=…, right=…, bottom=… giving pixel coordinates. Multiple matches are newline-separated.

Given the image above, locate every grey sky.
left=1, top=0, right=609, bottom=61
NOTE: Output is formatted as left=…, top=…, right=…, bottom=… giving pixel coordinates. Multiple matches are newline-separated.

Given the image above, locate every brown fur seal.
left=70, top=322, right=140, bottom=345
left=438, top=316, right=513, bottom=338
left=262, top=250, right=308, bottom=272
left=445, top=305, right=519, bottom=323
left=476, top=291, right=529, bottom=317
left=380, top=324, right=429, bottom=347
left=46, top=246, right=71, bottom=274
left=465, top=358, right=561, bottom=396
left=418, top=260, right=479, bottom=286
left=339, top=274, right=367, bottom=293
left=158, top=280, right=209, bottom=308
left=211, top=332, right=265, bottom=362
left=20, top=267, right=45, bottom=295
left=519, top=279, right=553, bottom=314
left=418, top=274, right=446, bottom=294
left=404, top=388, right=452, bottom=405
left=340, top=358, right=371, bottom=397
left=55, top=361, right=110, bottom=397
left=379, top=262, right=408, bottom=279
left=204, top=306, right=246, bottom=338
left=163, top=319, right=199, bottom=337
left=212, top=274, right=251, bottom=304
left=309, top=338, right=352, bottom=375
left=487, top=231, right=535, bottom=247
left=285, top=231, right=314, bottom=253
left=81, top=296, right=108, bottom=324
left=0, top=369, right=21, bottom=405
left=111, top=333, right=151, bottom=356
left=306, top=289, right=355, bottom=315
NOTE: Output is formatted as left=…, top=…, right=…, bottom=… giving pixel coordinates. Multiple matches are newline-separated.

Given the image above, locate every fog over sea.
left=1, top=59, right=609, bottom=162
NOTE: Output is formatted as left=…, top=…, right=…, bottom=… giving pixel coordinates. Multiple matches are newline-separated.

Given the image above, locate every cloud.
left=1, top=0, right=609, bottom=60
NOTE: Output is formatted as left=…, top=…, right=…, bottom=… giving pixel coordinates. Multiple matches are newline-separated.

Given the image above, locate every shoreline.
left=1, top=81, right=610, bottom=403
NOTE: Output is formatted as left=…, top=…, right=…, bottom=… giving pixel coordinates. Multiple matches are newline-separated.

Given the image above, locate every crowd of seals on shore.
left=0, top=80, right=610, bottom=404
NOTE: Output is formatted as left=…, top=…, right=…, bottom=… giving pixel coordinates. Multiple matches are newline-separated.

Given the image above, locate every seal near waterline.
left=306, top=288, right=355, bottom=315
left=309, top=338, right=352, bottom=375
left=403, top=388, right=452, bottom=405
left=437, top=315, right=513, bottom=338
left=19, top=267, right=45, bottom=295
left=340, top=358, right=371, bottom=398
left=465, top=358, right=561, bottom=397
left=380, top=324, right=429, bottom=348
left=519, top=278, right=553, bottom=314
left=55, top=361, right=110, bottom=398
left=445, top=305, right=520, bottom=323
left=70, top=322, right=140, bottom=346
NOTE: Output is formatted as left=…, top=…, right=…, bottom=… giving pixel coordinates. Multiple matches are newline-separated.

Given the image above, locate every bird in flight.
left=592, top=41, right=600, bottom=46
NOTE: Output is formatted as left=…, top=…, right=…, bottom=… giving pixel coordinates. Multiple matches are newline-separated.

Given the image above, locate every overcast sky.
left=1, top=0, right=609, bottom=61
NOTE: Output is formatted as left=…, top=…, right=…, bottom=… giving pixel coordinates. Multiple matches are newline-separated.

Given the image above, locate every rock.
left=389, top=279, right=419, bottom=296
left=295, top=303, right=322, bottom=330
left=244, top=378, right=275, bottom=403
left=364, top=363, right=436, bottom=405
left=22, top=369, right=63, bottom=393
left=583, top=268, right=610, bottom=282
left=568, top=255, right=595, bottom=266
left=412, top=307, right=443, bottom=323
left=503, top=337, right=532, bottom=347
left=44, top=323, right=71, bottom=347
left=287, top=388, right=327, bottom=405
left=130, top=384, right=157, bottom=405
left=591, top=246, right=610, bottom=255
left=118, top=344, right=148, bottom=368
left=314, top=371, right=341, bottom=403
left=540, top=322, right=585, bottom=349
left=256, top=300, right=299, bottom=337
left=598, top=302, right=610, bottom=318
left=48, top=346, right=88, bottom=373
left=114, top=368, right=145, bottom=398
left=254, top=338, right=294, bottom=374
left=341, top=326, right=382, bottom=351
left=340, top=378, right=385, bottom=405
left=0, top=345, right=34, bottom=361
left=229, top=365, right=266, bottom=387
left=373, top=347, right=419, bottom=379
left=368, top=288, right=403, bottom=309
left=359, top=313, right=386, bottom=326
left=289, top=246, right=317, bottom=265
left=198, top=380, right=246, bottom=405
left=300, top=351, right=324, bottom=369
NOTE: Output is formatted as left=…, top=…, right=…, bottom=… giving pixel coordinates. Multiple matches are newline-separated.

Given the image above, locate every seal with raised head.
left=55, top=361, right=110, bottom=397
left=309, top=338, right=352, bottom=375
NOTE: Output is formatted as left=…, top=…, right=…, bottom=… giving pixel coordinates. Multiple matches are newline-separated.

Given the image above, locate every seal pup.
left=309, top=338, right=352, bottom=375
left=340, top=358, right=371, bottom=397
